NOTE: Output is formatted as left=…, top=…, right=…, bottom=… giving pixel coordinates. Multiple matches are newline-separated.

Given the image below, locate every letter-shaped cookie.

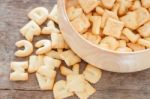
left=60, top=66, right=73, bottom=76
left=66, top=74, right=85, bottom=92
left=46, top=50, right=61, bottom=59
left=51, top=33, right=67, bottom=49
left=43, top=56, right=61, bottom=69
left=36, top=65, right=56, bottom=90
left=10, top=61, right=28, bottom=81
left=15, top=40, right=33, bottom=57
left=28, top=7, right=49, bottom=25
left=42, top=20, right=60, bottom=35
left=53, top=80, right=73, bottom=99
left=20, top=21, right=41, bottom=41
left=35, top=40, right=52, bottom=55
left=48, top=5, right=58, bottom=23
left=28, top=55, right=44, bottom=73
left=60, top=50, right=81, bottom=66
left=75, top=81, right=96, bottom=99
left=72, top=64, right=80, bottom=74
left=83, top=64, right=102, bottom=84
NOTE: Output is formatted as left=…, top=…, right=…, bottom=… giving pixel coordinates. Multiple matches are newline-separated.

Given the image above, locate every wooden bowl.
left=57, top=0, right=150, bottom=73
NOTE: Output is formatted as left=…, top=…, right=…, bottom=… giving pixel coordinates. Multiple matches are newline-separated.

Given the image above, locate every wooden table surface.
left=1, top=0, right=150, bottom=99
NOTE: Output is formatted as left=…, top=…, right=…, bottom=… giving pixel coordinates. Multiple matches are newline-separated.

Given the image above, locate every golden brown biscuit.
left=53, top=80, right=74, bottom=99
left=10, top=61, right=28, bottom=81
left=15, top=40, right=33, bottom=57
left=60, top=50, right=81, bottom=66
left=28, top=7, right=48, bottom=25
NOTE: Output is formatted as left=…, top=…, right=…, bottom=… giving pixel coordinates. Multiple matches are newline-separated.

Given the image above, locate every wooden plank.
left=93, top=90, right=150, bottom=99
left=11, top=90, right=54, bottom=99
left=10, top=89, right=150, bottom=99
left=0, top=90, right=12, bottom=99
left=94, top=69, right=150, bottom=91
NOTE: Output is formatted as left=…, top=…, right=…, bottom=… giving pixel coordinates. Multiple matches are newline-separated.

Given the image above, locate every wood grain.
left=1, top=89, right=150, bottom=99
left=0, top=0, right=150, bottom=99
left=0, top=90, right=11, bottom=99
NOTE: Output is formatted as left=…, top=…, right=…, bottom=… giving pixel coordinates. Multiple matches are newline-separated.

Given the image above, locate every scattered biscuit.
left=20, top=21, right=41, bottom=41
left=28, top=7, right=49, bottom=25
left=37, top=65, right=56, bottom=78
left=72, top=64, right=80, bottom=74
left=53, top=80, right=74, bottom=99
left=83, top=64, right=102, bottom=84
left=43, top=56, right=61, bottom=69
left=66, top=74, right=85, bottom=92
left=60, top=50, right=81, bottom=66
left=75, top=81, right=96, bottom=99
left=48, top=4, right=58, bottom=23
left=42, top=20, right=60, bottom=34
left=46, top=50, right=61, bottom=59
left=10, top=5, right=106, bottom=99
left=35, top=40, right=52, bottom=55
left=37, top=55, right=44, bottom=66
left=36, top=73, right=54, bottom=90
left=11, top=1, right=150, bottom=99
left=60, top=66, right=73, bottom=76
left=15, top=40, right=33, bottom=57
left=10, top=61, right=28, bottom=81
left=51, top=33, right=67, bottom=49
left=36, top=65, right=56, bottom=90
left=28, top=55, right=41, bottom=73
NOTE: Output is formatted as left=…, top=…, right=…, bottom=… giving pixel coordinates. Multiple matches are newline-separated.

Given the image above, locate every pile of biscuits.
left=67, top=0, right=150, bottom=52
left=10, top=4, right=102, bottom=99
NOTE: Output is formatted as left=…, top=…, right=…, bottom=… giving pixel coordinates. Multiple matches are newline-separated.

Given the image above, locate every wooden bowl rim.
left=58, top=0, right=150, bottom=55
